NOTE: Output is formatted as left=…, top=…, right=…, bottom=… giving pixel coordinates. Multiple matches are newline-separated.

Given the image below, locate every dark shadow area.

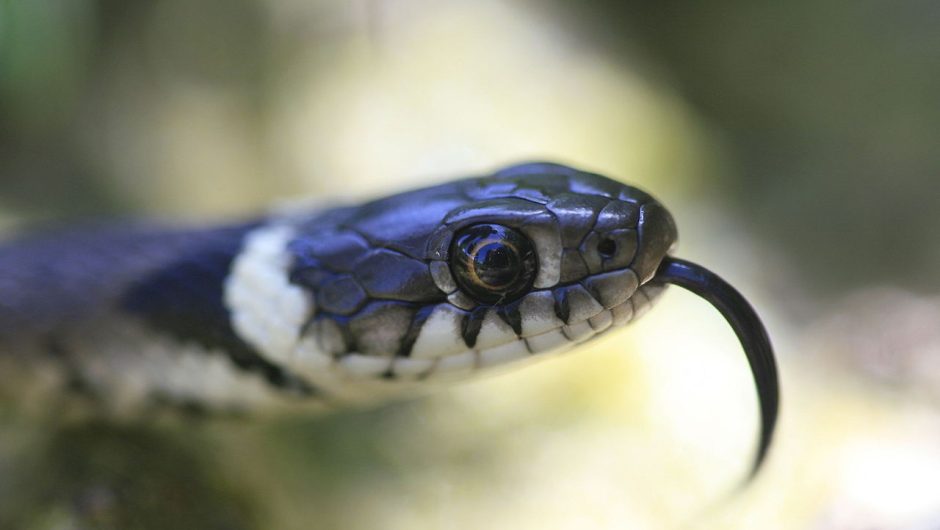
left=0, top=422, right=259, bottom=530
left=547, top=0, right=940, bottom=295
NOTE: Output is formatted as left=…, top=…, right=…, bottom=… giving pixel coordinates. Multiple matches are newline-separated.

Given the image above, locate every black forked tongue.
left=654, top=257, right=780, bottom=482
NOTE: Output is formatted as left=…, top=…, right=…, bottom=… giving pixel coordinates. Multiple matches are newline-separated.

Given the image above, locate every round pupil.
left=450, top=223, right=537, bottom=304
left=473, top=241, right=519, bottom=287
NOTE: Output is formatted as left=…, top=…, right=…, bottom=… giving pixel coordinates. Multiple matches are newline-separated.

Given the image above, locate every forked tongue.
left=654, top=257, right=780, bottom=483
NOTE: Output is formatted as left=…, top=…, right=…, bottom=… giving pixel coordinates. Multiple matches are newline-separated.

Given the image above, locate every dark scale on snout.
left=287, top=162, right=678, bottom=360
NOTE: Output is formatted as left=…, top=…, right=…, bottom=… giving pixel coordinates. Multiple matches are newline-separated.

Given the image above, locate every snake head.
left=230, top=162, right=677, bottom=394
left=226, top=161, right=777, bottom=478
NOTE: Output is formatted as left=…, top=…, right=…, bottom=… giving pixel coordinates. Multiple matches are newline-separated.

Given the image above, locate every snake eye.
left=450, top=224, right=538, bottom=304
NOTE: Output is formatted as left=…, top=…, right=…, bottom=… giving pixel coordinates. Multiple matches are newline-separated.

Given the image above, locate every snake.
left=0, top=162, right=779, bottom=479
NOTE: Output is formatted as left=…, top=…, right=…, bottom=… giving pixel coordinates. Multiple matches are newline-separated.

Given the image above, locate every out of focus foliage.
left=551, top=0, right=940, bottom=297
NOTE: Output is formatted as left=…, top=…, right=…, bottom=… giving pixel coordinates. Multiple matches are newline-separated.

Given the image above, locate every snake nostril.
left=597, top=238, right=616, bottom=258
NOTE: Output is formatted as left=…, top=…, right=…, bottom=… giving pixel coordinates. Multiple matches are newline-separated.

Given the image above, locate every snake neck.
left=0, top=220, right=314, bottom=415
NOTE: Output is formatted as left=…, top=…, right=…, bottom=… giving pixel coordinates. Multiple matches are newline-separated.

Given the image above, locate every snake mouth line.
left=328, top=282, right=665, bottom=382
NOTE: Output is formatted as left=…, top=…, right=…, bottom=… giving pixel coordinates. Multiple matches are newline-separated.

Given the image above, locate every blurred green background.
left=1, top=1, right=939, bottom=529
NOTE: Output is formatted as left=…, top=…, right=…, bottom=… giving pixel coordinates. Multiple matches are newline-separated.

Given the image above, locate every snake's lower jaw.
left=285, top=280, right=667, bottom=401
left=653, top=257, right=780, bottom=480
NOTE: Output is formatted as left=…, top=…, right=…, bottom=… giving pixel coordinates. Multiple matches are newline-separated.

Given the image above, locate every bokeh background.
left=2, top=1, right=939, bottom=529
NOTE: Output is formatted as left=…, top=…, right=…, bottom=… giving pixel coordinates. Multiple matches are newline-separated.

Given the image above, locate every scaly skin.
left=0, top=162, right=776, bottom=478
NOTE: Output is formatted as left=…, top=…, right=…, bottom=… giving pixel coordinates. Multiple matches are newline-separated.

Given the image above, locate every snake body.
left=0, top=162, right=777, bottom=475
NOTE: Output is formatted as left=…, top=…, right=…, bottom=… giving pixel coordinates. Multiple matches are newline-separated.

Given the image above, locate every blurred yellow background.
left=2, top=1, right=939, bottom=529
